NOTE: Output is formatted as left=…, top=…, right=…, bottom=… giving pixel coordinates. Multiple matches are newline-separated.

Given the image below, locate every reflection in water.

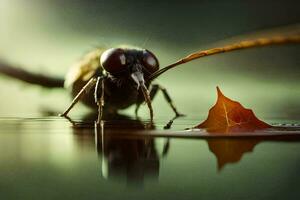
left=70, top=112, right=300, bottom=181
left=71, top=112, right=169, bottom=187
left=206, top=134, right=300, bottom=170
left=207, top=138, right=260, bottom=170
left=97, top=133, right=163, bottom=186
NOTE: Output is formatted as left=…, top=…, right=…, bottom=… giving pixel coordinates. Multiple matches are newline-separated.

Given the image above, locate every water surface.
left=0, top=116, right=300, bottom=200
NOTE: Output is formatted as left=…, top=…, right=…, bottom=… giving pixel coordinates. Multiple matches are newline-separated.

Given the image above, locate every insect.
left=60, top=47, right=184, bottom=123
left=0, top=32, right=299, bottom=123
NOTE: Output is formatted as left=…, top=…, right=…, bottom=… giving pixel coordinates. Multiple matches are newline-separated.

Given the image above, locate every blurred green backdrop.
left=0, top=0, right=299, bottom=120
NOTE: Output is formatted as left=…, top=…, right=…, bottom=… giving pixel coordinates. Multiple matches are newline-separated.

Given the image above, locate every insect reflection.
left=71, top=113, right=169, bottom=186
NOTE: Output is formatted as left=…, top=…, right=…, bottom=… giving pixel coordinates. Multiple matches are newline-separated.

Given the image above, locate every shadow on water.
left=68, top=112, right=300, bottom=186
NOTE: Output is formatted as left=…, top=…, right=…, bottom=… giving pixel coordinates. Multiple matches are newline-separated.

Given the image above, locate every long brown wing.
left=148, top=32, right=300, bottom=81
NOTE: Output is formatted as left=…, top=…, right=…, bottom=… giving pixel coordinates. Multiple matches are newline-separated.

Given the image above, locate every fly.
left=0, top=30, right=299, bottom=124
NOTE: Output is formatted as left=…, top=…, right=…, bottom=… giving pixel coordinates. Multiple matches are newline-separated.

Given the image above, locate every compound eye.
left=100, top=48, right=127, bottom=74
left=142, top=50, right=159, bottom=73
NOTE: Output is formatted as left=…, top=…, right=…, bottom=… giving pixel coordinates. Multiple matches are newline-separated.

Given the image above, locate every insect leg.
left=60, top=78, right=97, bottom=117
left=94, top=77, right=105, bottom=124
left=151, top=84, right=184, bottom=117
left=135, top=84, right=159, bottom=116
left=134, top=104, right=141, bottom=117
left=149, top=84, right=160, bottom=100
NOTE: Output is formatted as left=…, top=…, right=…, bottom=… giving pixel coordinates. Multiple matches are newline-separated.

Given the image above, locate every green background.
left=0, top=0, right=299, bottom=121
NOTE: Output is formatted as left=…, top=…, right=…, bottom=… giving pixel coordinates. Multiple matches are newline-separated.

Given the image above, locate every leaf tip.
left=216, top=86, right=223, bottom=97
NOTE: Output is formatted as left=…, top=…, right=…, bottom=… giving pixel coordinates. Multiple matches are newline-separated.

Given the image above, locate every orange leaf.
left=196, top=87, right=271, bottom=133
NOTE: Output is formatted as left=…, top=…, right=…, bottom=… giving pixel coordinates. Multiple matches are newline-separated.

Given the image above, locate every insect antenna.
left=141, top=31, right=153, bottom=48
left=148, top=32, right=300, bottom=81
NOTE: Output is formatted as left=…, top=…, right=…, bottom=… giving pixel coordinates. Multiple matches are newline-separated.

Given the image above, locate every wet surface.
left=0, top=115, right=300, bottom=200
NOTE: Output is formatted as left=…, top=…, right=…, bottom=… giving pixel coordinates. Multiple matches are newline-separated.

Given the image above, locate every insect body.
left=61, top=47, right=182, bottom=122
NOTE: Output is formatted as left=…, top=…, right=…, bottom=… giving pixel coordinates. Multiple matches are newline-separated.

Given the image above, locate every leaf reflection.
left=206, top=135, right=300, bottom=171
left=207, top=138, right=260, bottom=170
